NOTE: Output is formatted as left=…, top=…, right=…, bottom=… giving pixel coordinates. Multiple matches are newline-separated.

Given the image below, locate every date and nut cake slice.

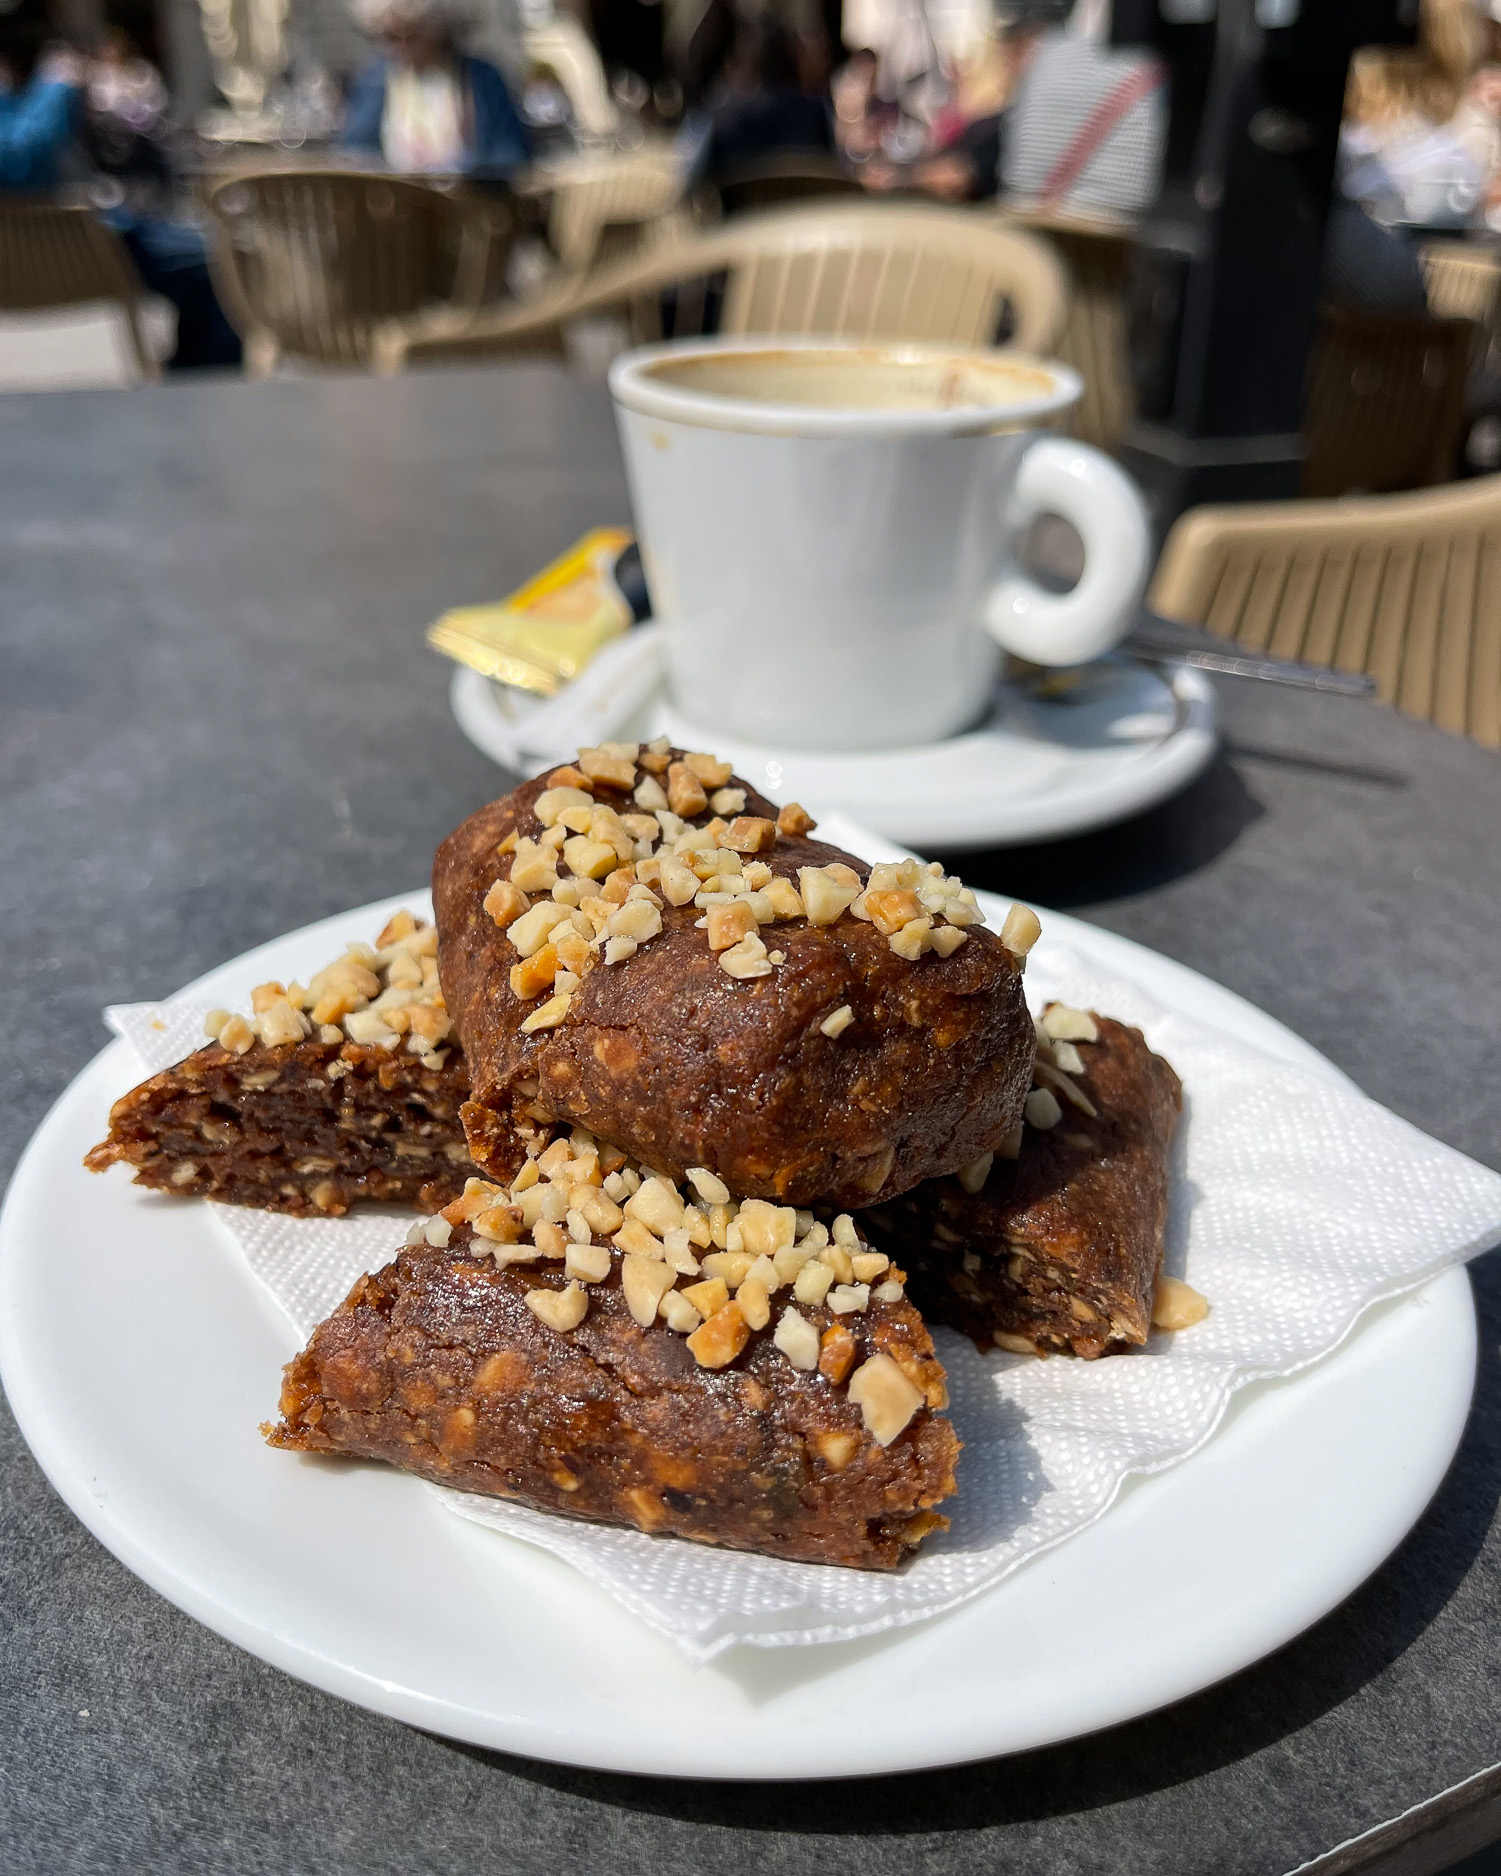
left=85, top=912, right=477, bottom=1217
left=267, top=1129, right=958, bottom=1569
left=434, top=739, right=1038, bottom=1211
left=862, top=1008, right=1200, bottom=1359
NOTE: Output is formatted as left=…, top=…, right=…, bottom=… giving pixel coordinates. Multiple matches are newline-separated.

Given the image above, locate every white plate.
left=449, top=653, right=1218, bottom=850
left=0, top=893, right=1474, bottom=1780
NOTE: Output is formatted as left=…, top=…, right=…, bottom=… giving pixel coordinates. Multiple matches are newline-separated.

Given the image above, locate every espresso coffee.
left=640, top=346, right=1061, bottom=415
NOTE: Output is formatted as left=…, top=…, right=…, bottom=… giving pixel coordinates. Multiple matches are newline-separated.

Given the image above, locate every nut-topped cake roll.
left=433, top=740, right=1038, bottom=1210
left=86, top=913, right=477, bottom=1216
left=861, top=1009, right=1184, bottom=1358
left=267, top=1130, right=959, bottom=1569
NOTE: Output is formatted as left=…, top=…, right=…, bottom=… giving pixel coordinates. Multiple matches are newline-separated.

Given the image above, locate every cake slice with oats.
left=85, top=913, right=479, bottom=1217
left=266, top=1130, right=960, bottom=1569
left=861, top=1009, right=1191, bottom=1358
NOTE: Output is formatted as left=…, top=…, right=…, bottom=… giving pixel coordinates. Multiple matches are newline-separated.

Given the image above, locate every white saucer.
left=449, top=641, right=1217, bottom=850
left=0, top=884, right=1473, bottom=1779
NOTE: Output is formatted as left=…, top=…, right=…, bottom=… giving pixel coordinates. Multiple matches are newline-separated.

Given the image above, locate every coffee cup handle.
left=983, top=436, right=1151, bottom=667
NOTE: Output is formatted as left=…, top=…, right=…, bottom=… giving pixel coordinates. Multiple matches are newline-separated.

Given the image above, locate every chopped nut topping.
left=682, top=1275, right=731, bottom=1318
left=683, top=751, right=733, bottom=787
left=818, top=1321, right=857, bottom=1383
left=929, top=925, right=968, bottom=957
left=577, top=745, right=638, bottom=790
left=827, top=1283, right=870, bottom=1315
left=533, top=786, right=593, bottom=829
left=666, top=762, right=709, bottom=818
left=722, top=815, right=777, bottom=854
left=483, top=879, right=529, bottom=930
left=847, top=1353, right=923, bottom=1445
left=710, top=787, right=747, bottom=816
left=216, top=1013, right=256, bottom=1055
left=776, top=802, right=816, bottom=837
left=525, top=1281, right=589, bottom=1331
left=660, top=1290, right=702, bottom=1333
left=1024, top=1087, right=1062, bottom=1130
left=565, top=1239, right=612, bottom=1283
left=520, top=991, right=572, bottom=1034
left=1001, top=904, right=1043, bottom=958
left=544, top=764, right=592, bottom=792
left=820, top=1004, right=855, bottom=1039
left=851, top=1251, right=890, bottom=1282
left=625, top=1174, right=685, bottom=1237
left=793, top=1259, right=834, bottom=1306
left=509, top=945, right=558, bottom=1001
left=686, top=1299, right=749, bottom=1368
left=798, top=865, right=861, bottom=926
left=736, top=1199, right=797, bottom=1257
left=1152, top=1275, right=1209, bottom=1331
left=686, top=1165, right=730, bottom=1205
left=718, top=931, right=774, bottom=979
left=957, top=1152, right=993, bottom=1195
left=873, top=1279, right=906, bottom=1302
left=706, top=900, right=758, bottom=951
left=1042, top=1004, right=1100, bottom=1044
left=831, top=1214, right=859, bottom=1250
left=773, top=1306, right=820, bottom=1370
left=621, top=1252, right=676, bottom=1326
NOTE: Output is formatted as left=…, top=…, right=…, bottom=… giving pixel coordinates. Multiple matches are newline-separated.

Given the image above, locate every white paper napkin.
left=103, top=899, right=1501, bottom=1665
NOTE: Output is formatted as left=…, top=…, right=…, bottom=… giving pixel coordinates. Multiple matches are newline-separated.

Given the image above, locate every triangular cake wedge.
left=266, top=1131, right=959, bottom=1569
left=434, top=739, right=1038, bottom=1211
left=861, top=1010, right=1185, bottom=1359
left=86, top=913, right=479, bottom=1217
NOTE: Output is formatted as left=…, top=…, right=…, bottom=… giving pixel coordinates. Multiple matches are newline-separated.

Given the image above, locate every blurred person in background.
left=344, top=0, right=531, bottom=174
left=851, top=1, right=1060, bottom=203
left=677, top=14, right=833, bottom=193
left=1341, top=0, right=1492, bottom=226
left=0, top=43, right=240, bottom=369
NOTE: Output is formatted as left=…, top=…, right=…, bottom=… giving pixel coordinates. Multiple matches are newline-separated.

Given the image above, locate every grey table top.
left=3, top=367, right=1500, bottom=1876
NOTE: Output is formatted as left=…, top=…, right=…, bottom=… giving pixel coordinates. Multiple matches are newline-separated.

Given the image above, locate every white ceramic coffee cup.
left=609, top=336, right=1152, bottom=753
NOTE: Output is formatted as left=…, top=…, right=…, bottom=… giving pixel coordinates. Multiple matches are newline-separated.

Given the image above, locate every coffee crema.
left=640, top=346, right=1061, bottom=415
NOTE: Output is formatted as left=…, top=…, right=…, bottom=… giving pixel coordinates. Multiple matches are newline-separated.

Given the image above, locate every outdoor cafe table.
left=3, top=366, right=1499, bottom=1876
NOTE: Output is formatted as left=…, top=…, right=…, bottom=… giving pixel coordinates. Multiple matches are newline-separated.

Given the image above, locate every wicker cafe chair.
left=0, top=200, right=158, bottom=380
left=710, top=151, right=863, bottom=219
left=372, top=201, right=1069, bottom=371
left=203, top=168, right=514, bottom=374
left=1420, top=239, right=1501, bottom=350
left=1148, top=475, right=1501, bottom=747
left=1000, top=202, right=1135, bottom=451
left=1301, top=303, right=1481, bottom=498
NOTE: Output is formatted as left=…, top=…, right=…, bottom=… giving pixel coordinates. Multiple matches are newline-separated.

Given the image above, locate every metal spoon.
left=1125, top=615, right=1378, bottom=696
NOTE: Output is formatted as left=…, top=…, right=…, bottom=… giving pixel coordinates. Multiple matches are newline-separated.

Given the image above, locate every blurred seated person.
left=0, top=46, right=240, bottom=370
left=678, top=17, right=833, bottom=194
left=344, top=0, right=531, bottom=176
left=853, top=7, right=1052, bottom=203
left=82, top=29, right=171, bottom=201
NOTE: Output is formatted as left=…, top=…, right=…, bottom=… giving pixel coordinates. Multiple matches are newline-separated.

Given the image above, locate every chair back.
left=204, top=168, right=510, bottom=369
left=711, top=204, right=1066, bottom=351
left=1001, top=204, right=1135, bottom=449
left=0, top=200, right=156, bottom=377
left=1149, top=476, right=1501, bottom=747
left=524, top=19, right=618, bottom=140
left=711, top=153, right=862, bottom=220
left=1420, top=239, right=1501, bottom=336
left=379, top=200, right=1069, bottom=369
left=1302, top=303, right=1480, bottom=497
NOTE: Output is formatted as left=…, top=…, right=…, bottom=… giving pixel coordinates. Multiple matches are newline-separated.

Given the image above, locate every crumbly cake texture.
left=433, top=740, right=1038, bottom=1210
left=85, top=913, right=478, bottom=1217
left=267, top=1129, right=959, bottom=1568
left=861, top=1009, right=1184, bottom=1359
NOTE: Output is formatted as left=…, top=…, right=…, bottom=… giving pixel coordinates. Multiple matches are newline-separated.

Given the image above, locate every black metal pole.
left=1114, top=0, right=1416, bottom=533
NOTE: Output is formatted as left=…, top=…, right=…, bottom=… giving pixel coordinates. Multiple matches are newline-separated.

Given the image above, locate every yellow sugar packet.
left=426, top=527, right=635, bottom=697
